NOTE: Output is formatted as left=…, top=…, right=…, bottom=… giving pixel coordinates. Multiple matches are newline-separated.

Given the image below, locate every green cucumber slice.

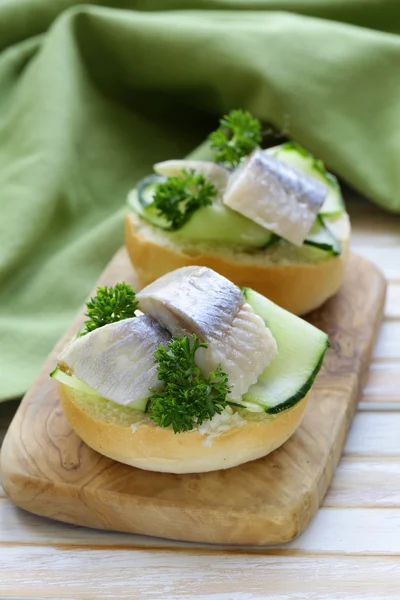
left=138, top=174, right=166, bottom=208
left=128, top=180, right=278, bottom=249
left=242, top=288, right=329, bottom=413
left=136, top=174, right=171, bottom=230
left=304, top=216, right=341, bottom=255
left=50, top=367, right=149, bottom=412
left=266, top=142, right=345, bottom=217
left=51, top=367, right=102, bottom=397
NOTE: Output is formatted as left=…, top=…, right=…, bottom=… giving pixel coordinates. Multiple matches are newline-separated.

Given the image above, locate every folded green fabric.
left=1, top=0, right=399, bottom=401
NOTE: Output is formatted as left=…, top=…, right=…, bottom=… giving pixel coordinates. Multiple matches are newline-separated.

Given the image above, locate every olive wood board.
left=1, top=249, right=386, bottom=546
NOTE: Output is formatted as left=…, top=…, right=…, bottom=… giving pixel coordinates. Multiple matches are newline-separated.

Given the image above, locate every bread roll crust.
left=125, top=212, right=350, bottom=316
left=59, top=384, right=309, bottom=474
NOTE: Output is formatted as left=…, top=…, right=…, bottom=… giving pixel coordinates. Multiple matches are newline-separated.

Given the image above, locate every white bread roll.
left=59, top=385, right=309, bottom=474
left=125, top=211, right=350, bottom=316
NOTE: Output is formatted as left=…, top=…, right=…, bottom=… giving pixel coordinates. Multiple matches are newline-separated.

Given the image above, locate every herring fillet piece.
left=137, top=266, right=278, bottom=400
left=57, top=315, right=171, bottom=407
left=223, top=149, right=327, bottom=246
left=154, top=160, right=229, bottom=194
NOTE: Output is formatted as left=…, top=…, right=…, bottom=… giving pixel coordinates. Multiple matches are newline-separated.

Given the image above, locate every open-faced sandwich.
left=51, top=266, right=329, bottom=474
left=125, top=110, right=350, bottom=316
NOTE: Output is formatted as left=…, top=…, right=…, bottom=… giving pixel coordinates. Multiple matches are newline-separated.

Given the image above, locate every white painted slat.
left=344, top=412, right=400, bottom=456
left=0, top=500, right=190, bottom=549
left=284, top=508, right=400, bottom=555
left=385, top=284, right=400, bottom=319
left=352, top=246, right=400, bottom=281
left=2, top=499, right=400, bottom=556
left=2, top=548, right=400, bottom=600
left=324, top=459, right=400, bottom=507
left=362, top=362, right=400, bottom=402
left=372, top=321, right=400, bottom=360
left=2, top=547, right=400, bottom=600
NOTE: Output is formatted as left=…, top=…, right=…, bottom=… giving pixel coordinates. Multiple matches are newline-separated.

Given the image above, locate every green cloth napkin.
left=1, top=0, right=399, bottom=401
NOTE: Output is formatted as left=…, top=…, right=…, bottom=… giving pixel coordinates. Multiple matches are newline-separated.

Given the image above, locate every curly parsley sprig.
left=209, top=109, right=262, bottom=167
left=152, top=169, right=216, bottom=230
left=81, top=283, right=138, bottom=335
left=148, top=335, right=230, bottom=433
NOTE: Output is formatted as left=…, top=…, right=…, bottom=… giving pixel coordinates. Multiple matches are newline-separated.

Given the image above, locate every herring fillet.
left=154, top=160, right=229, bottom=194
left=137, top=267, right=278, bottom=400
left=58, top=315, right=171, bottom=407
left=223, top=149, right=327, bottom=246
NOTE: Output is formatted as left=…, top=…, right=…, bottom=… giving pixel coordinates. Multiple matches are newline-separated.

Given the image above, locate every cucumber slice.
left=138, top=174, right=166, bottom=208
left=51, top=367, right=102, bottom=397
left=266, top=142, right=345, bottom=217
left=128, top=181, right=278, bottom=249
left=50, top=367, right=149, bottom=412
left=136, top=175, right=170, bottom=230
left=242, top=288, right=329, bottom=413
left=304, top=216, right=341, bottom=255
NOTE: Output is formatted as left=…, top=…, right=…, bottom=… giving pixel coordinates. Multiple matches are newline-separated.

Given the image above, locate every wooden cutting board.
left=0, top=249, right=386, bottom=546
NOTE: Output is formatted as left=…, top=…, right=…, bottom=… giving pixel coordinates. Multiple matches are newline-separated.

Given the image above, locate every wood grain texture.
left=0, top=250, right=386, bottom=546
left=385, top=284, right=400, bottom=319
left=343, top=412, right=400, bottom=455
left=3, top=502, right=400, bottom=553
left=325, top=459, right=400, bottom=507
left=1, top=548, right=400, bottom=600
left=353, top=246, right=400, bottom=281
left=363, top=362, right=400, bottom=402
left=373, top=322, right=400, bottom=359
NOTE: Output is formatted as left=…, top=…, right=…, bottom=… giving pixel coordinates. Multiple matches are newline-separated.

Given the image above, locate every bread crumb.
left=198, top=406, right=246, bottom=446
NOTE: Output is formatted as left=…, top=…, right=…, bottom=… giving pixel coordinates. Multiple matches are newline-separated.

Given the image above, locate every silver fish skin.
left=223, top=149, right=327, bottom=246
left=137, top=267, right=277, bottom=400
left=154, top=160, right=229, bottom=194
left=58, top=315, right=171, bottom=407
left=137, top=267, right=243, bottom=340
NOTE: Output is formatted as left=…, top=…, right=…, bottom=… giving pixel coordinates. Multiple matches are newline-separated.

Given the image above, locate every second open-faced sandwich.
left=125, top=110, right=350, bottom=316
left=51, top=266, right=329, bottom=474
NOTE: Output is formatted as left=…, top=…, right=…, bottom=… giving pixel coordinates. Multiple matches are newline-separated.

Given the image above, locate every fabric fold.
left=1, top=1, right=399, bottom=399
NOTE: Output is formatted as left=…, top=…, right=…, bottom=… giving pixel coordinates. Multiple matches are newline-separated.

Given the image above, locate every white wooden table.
left=1, top=196, right=400, bottom=599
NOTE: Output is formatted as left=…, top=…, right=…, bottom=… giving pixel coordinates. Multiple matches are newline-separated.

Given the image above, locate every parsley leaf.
left=148, top=335, right=230, bottom=433
left=81, top=283, right=138, bottom=335
left=209, top=109, right=262, bottom=167
left=152, top=169, right=216, bottom=230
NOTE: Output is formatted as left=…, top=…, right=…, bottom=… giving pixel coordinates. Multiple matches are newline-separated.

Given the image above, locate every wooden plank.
left=352, top=247, right=400, bottom=281
left=3, top=456, right=400, bottom=539
left=362, top=362, right=400, bottom=403
left=385, top=284, right=400, bottom=319
left=344, top=412, right=400, bottom=456
left=2, top=416, right=400, bottom=543
left=373, top=322, right=400, bottom=360
left=2, top=500, right=400, bottom=555
left=2, top=549, right=400, bottom=600
left=1, top=549, right=400, bottom=600
left=0, top=499, right=182, bottom=549
left=325, top=459, right=400, bottom=507
left=284, top=508, right=400, bottom=554
left=0, top=251, right=386, bottom=546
